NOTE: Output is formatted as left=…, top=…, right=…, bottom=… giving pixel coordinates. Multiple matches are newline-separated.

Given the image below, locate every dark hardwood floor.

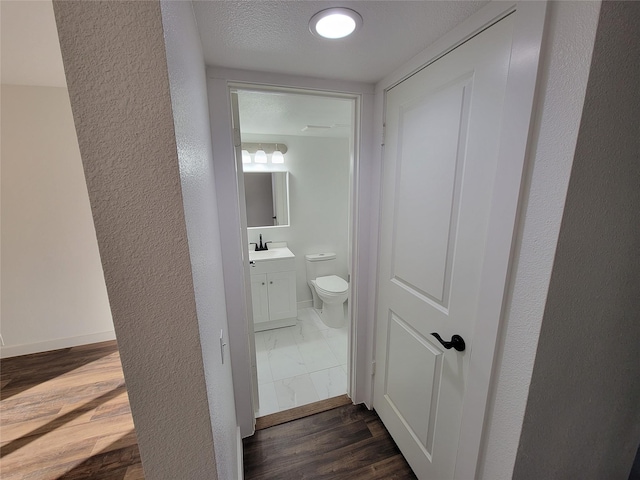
left=244, top=402, right=417, bottom=479
left=2, top=341, right=416, bottom=480
left=0, top=341, right=143, bottom=480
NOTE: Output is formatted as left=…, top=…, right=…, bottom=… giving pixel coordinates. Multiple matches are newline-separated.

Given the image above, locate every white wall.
left=160, top=2, right=239, bottom=478
left=513, top=1, right=640, bottom=477
left=0, top=84, right=114, bottom=358
left=54, top=1, right=224, bottom=478
left=244, top=134, right=351, bottom=305
left=477, top=2, right=601, bottom=478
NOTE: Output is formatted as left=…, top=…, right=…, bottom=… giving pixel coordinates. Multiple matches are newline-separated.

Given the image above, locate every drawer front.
left=249, top=257, right=296, bottom=275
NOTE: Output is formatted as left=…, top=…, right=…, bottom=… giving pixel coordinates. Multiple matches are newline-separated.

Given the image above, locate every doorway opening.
left=231, top=85, right=359, bottom=419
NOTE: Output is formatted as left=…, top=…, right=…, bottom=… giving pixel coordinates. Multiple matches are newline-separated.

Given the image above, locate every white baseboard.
left=0, top=331, right=117, bottom=358
left=254, top=316, right=297, bottom=332
left=237, top=425, right=244, bottom=480
left=297, top=299, right=313, bottom=309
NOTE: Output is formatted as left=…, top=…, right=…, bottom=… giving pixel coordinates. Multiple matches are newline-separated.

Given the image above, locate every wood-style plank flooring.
left=2, top=340, right=416, bottom=480
left=0, top=341, right=143, bottom=480
left=244, top=402, right=417, bottom=479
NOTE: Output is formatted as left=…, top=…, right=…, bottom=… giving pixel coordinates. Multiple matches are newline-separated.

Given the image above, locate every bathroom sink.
left=249, top=246, right=294, bottom=262
left=249, top=246, right=295, bottom=274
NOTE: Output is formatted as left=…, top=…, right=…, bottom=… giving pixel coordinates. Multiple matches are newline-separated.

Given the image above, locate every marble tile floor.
left=256, top=307, right=349, bottom=417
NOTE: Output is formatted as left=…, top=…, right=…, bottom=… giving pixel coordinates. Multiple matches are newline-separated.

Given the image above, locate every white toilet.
left=305, top=253, right=349, bottom=328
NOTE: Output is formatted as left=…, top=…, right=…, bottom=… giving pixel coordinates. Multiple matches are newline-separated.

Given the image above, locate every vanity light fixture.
left=254, top=149, right=268, bottom=164
left=309, top=7, right=362, bottom=40
left=271, top=150, right=285, bottom=164
left=241, top=143, right=288, bottom=155
left=271, top=143, right=285, bottom=164
left=241, top=143, right=288, bottom=167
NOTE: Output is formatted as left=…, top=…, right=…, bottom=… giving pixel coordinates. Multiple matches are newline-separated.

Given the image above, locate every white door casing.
left=374, top=12, right=533, bottom=479
left=230, top=91, right=260, bottom=419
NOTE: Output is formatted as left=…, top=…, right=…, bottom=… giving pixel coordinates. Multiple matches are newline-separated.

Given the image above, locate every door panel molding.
left=390, top=73, right=472, bottom=308
left=384, top=312, right=444, bottom=457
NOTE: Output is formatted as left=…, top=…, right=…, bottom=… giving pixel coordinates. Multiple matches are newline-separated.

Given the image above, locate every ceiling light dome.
left=310, top=8, right=362, bottom=40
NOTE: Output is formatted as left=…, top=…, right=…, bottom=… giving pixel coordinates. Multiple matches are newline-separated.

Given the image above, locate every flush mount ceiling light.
left=309, top=8, right=362, bottom=39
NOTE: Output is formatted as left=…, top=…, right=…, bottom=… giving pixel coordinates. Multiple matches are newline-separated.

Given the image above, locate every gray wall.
left=53, top=1, right=232, bottom=478
left=513, top=1, right=640, bottom=478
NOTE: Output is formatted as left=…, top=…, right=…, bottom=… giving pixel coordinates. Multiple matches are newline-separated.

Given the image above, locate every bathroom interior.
left=236, top=88, right=354, bottom=417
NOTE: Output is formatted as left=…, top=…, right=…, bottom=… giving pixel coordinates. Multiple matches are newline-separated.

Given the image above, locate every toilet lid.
left=315, top=275, right=348, bottom=293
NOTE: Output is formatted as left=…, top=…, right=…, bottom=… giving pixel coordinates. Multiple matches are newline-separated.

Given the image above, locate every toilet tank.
left=305, top=253, right=337, bottom=282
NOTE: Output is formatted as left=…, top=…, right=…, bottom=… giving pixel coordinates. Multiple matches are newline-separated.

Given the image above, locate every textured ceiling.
left=2, top=1, right=489, bottom=135
left=193, top=0, right=488, bottom=84
left=237, top=89, right=352, bottom=137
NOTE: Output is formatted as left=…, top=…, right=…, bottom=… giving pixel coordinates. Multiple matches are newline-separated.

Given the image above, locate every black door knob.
left=431, top=333, right=466, bottom=352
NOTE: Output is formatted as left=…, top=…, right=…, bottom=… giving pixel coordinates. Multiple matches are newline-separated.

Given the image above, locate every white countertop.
left=249, top=245, right=294, bottom=262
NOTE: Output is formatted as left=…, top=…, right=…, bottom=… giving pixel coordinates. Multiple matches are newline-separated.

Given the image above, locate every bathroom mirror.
left=244, top=171, right=290, bottom=228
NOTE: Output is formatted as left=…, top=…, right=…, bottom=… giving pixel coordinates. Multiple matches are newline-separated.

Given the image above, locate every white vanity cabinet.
left=249, top=247, right=297, bottom=332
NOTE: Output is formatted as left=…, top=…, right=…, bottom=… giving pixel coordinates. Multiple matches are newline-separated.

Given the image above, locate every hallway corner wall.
left=53, top=1, right=223, bottom=477
left=477, top=1, right=602, bottom=478
left=161, top=1, right=240, bottom=478
left=513, top=1, right=640, bottom=477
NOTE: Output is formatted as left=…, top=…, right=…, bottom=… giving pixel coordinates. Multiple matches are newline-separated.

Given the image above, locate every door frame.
left=230, top=82, right=361, bottom=414
left=206, top=68, right=376, bottom=437
left=372, top=2, right=548, bottom=478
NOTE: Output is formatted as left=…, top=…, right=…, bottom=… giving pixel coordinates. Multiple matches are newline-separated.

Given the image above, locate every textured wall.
left=53, top=1, right=219, bottom=478
left=513, top=1, right=640, bottom=477
left=159, top=1, right=238, bottom=478
left=477, top=2, right=601, bottom=478
left=1, top=84, right=114, bottom=357
left=245, top=134, right=351, bottom=305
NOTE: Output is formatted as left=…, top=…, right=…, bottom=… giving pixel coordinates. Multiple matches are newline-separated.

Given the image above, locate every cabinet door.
left=266, top=271, right=297, bottom=321
left=250, top=274, right=269, bottom=327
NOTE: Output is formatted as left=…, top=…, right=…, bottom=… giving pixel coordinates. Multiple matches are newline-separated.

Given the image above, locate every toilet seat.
left=314, top=275, right=348, bottom=295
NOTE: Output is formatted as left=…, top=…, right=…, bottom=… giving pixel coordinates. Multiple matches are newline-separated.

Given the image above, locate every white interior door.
left=374, top=15, right=515, bottom=479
